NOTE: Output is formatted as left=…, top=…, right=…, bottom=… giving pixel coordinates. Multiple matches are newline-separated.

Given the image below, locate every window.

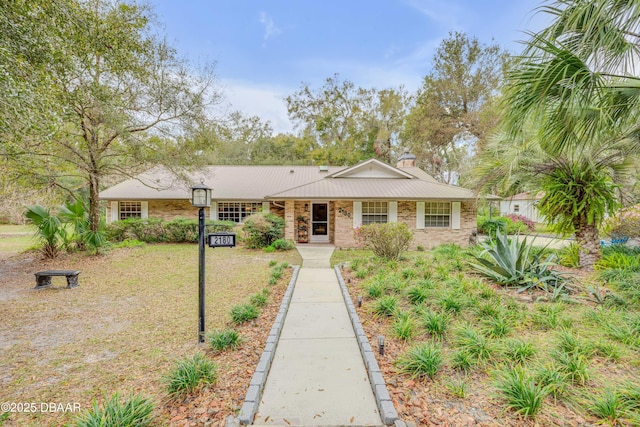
left=218, top=202, right=263, bottom=223
left=425, top=202, right=450, bottom=228
left=362, top=201, right=388, bottom=225
left=513, top=204, right=520, bottom=212
left=119, top=201, right=142, bottom=220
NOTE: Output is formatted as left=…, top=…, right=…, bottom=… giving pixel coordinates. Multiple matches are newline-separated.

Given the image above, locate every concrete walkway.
left=254, top=246, right=383, bottom=426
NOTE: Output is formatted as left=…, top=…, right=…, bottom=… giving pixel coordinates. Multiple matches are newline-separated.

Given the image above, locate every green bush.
left=242, top=212, right=284, bottom=248
left=601, top=203, right=640, bottom=238
left=165, top=353, right=217, bottom=396
left=105, top=218, right=235, bottom=243
left=353, top=222, right=413, bottom=261
left=271, top=238, right=295, bottom=251
left=73, top=393, right=154, bottom=427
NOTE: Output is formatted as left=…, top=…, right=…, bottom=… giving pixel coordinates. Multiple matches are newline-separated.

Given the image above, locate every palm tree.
left=481, top=0, right=640, bottom=269
left=25, top=205, right=65, bottom=259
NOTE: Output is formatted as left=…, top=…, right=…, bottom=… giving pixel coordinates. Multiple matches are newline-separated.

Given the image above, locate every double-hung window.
left=424, top=202, right=450, bottom=228
left=361, top=201, right=388, bottom=225
left=119, top=201, right=142, bottom=220
left=217, top=202, right=263, bottom=223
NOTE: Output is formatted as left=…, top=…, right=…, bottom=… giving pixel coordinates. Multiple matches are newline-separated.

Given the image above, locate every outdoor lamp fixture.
left=191, top=180, right=212, bottom=343
left=304, top=203, right=309, bottom=212
left=357, top=295, right=363, bottom=308
left=378, top=335, right=385, bottom=356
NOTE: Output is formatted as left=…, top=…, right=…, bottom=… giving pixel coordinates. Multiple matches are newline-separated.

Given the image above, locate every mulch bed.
left=342, top=268, right=600, bottom=427
left=162, top=270, right=292, bottom=427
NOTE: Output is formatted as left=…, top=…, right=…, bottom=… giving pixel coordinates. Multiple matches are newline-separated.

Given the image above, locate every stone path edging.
left=334, top=265, right=399, bottom=425
left=235, top=265, right=300, bottom=425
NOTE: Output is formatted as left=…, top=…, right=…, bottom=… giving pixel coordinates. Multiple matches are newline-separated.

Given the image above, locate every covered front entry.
left=310, top=202, right=329, bottom=243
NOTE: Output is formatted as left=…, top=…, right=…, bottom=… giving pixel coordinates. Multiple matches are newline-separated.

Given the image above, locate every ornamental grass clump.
left=73, top=393, right=154, bottom=427
left=495, top=367, right=548, bottom=418
left=230, top=304, right=260, bottom=324
left=208, top=329, right=242, bottom=352
left=396, top=342, right=443, bottom=379
left=165, top=353, right=217, bottom=396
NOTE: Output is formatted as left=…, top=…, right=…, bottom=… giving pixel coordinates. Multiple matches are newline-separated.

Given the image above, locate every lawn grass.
left=337, top=247, right=640, bottom=425
left=0, top=243, right=301, bottom=426
left=0, top=224, right=35, bottom=255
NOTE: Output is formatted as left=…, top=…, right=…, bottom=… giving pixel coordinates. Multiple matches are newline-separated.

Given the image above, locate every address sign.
left=208, top=233, right=236, bottom=248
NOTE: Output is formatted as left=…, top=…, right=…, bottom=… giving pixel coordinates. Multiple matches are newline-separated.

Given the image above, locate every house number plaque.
left=208, top=233, right=236, bottom=248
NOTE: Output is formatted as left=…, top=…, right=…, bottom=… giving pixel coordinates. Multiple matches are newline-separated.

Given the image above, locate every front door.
left=310, top=202, right=329, bottom=243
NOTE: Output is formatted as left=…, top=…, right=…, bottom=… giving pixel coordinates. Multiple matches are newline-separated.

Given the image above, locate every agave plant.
left=468, top=230, right=570, bottom=294
left=25, top=205, right=66, bottom=258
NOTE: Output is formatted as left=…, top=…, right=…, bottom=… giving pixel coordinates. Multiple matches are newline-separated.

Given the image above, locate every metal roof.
left=266, top=176, right=477, bottom=200
left=99, top=160, right=479, bottom=201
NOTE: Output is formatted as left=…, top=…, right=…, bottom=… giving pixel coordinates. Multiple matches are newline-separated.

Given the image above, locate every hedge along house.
left=99, top=155, right=480, bottom=249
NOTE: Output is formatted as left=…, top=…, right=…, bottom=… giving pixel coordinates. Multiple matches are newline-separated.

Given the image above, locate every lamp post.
left=191, top=180, right=212, bottom=343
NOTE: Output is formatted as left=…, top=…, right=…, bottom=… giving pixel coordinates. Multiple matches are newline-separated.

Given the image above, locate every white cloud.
left=259, top=12, right=282, bottom=42
left=221, top=79, right=294, bottom=134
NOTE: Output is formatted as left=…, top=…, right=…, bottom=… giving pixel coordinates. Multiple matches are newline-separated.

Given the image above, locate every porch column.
left=284, top=200, right=295, bottom=240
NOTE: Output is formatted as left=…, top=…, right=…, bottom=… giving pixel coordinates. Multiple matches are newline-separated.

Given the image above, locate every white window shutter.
left=353, top=201, right=362, bottom=228
left=110, top=201, right=119, bottom=223
left=451, top=202, right=461, bottom=229
left=141, top=201, right=148, bottom=219
left=388, top=201, right=398, bottom=223
left=210, top=202, right=218, bottom=220
left=416, top=202, right=425, bottom=229
left=262, top=201, right=270, bottom=213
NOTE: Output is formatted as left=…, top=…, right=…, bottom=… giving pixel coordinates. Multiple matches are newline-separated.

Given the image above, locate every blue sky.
left=149, top=0, right=549, bottom=133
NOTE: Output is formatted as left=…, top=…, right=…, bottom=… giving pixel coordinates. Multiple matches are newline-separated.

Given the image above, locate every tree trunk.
left=575, top=222, right=601, bottom=270
left=88, top=173, right=100, bottom=234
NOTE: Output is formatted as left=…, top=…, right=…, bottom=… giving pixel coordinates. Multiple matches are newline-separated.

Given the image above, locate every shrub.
left=208, top=329, right=242, bottom=352
left=495, top=367, right=548, bottom=418
left=73, top=393, right=154, bottom=427
left=272, top=238, right=295, bottom=251
left=105, top=218, right=235, bottom=243
left=242, top=213, right=284, bottom=248
left=396, top=342, right=443, bottom=379
left=504, top=214, right=536, bottom=232
left=165, top=353, right=217, bottom=396
left=230, top=304, right=260, bottom=323
left=353, top=223, right=413, bottom=261
left=595, top=252, right=640, bottom=271
left=601, top=203, right=640, bottom=238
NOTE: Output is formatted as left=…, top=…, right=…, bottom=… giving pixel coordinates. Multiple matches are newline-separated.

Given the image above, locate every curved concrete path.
left=254, top=245, right=383, bottom=426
